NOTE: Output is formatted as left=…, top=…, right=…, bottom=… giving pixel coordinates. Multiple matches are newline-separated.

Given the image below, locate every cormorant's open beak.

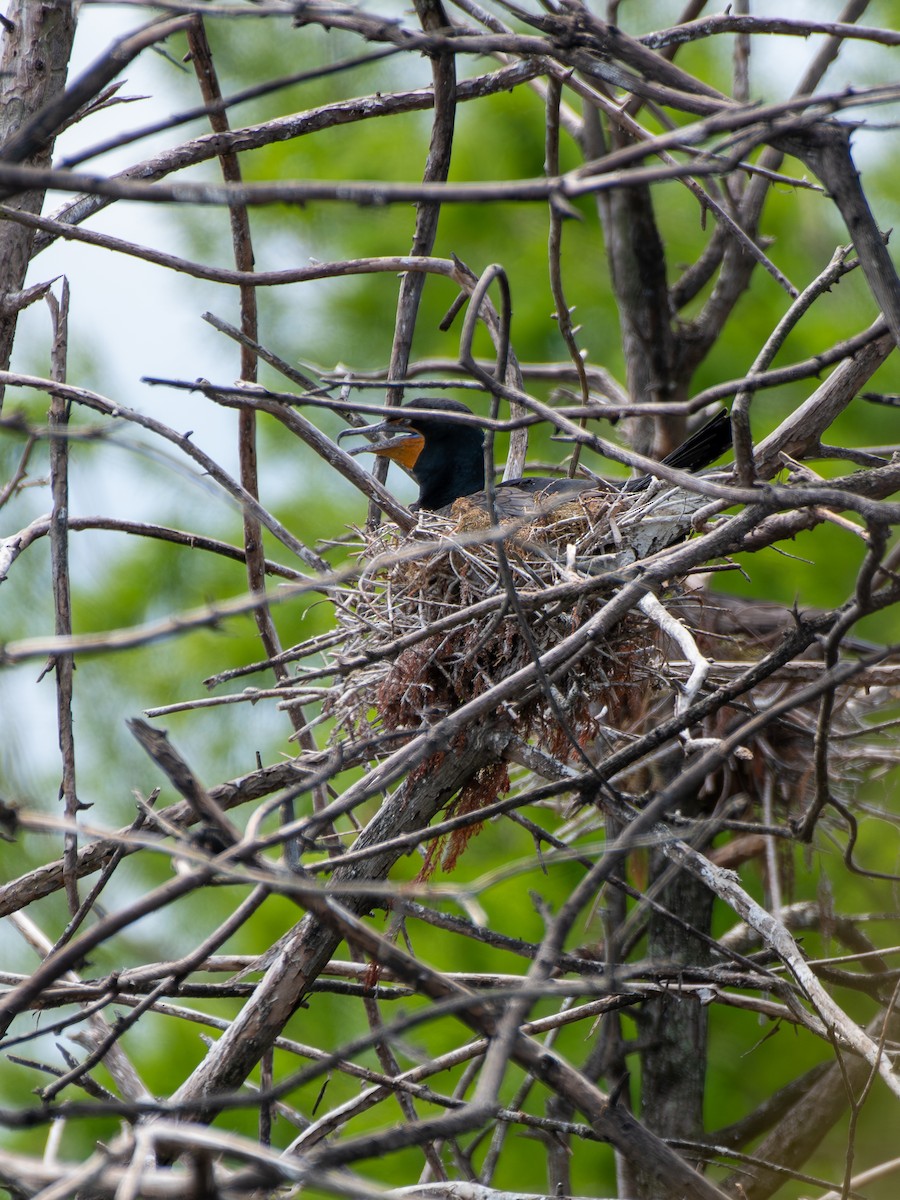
left=337, top=419, right=425, bottom=469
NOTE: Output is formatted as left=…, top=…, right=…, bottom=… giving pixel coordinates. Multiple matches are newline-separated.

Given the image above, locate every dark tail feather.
left=624, top=408, right=732, bottom=492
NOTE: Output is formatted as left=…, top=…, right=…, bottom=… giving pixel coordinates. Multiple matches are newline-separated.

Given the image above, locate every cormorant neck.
left=412, top=424, right=485, bottom=510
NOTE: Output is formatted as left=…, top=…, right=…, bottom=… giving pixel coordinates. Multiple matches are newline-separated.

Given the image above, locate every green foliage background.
left=1, top=4, right=899, bottom=1195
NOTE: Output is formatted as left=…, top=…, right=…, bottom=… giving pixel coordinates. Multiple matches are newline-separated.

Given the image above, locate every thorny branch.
left=1, top=4, right=900, bottom=1200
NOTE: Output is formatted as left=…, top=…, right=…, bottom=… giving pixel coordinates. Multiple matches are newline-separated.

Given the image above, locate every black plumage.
left=339, top=397, right=731, bottom=517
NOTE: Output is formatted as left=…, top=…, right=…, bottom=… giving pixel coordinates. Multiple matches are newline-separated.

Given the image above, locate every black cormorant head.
left=339, top=397, right=485, bottom=511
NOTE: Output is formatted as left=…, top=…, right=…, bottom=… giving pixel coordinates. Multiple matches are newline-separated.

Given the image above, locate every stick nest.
left=324, top=486, right=704, bottom=758
left=318, top=484, right=900, bottom=823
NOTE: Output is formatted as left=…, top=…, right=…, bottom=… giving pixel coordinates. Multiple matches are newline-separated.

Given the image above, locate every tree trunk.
left=0, top=0, right=76, bottom=406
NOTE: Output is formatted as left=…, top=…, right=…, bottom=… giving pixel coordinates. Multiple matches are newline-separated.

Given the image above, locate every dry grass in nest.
left=323, top=484, right=710, bottom=758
